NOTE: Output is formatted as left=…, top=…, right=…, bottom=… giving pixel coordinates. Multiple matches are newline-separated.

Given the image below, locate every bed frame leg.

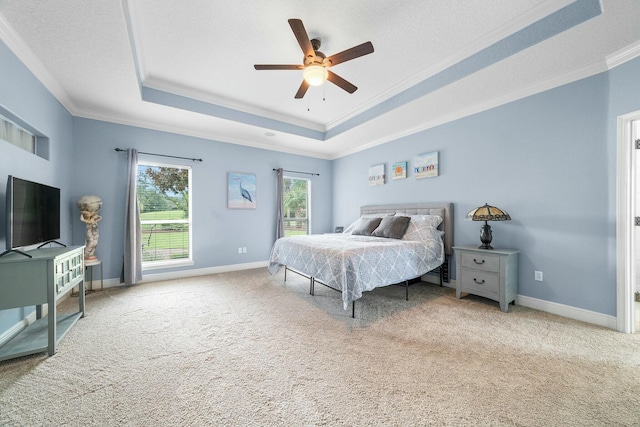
left=284, top=267, right=287, bottom=282
left=405, top=280, right=409, bottom=301
left=352, top=301, right=355, bottom=318
left=310, top=277, right=315, bottom=296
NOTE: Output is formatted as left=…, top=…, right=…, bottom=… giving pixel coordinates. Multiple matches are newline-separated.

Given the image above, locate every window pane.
left=138, top=165, right=189, bottom=218
left=137, top=163, right=191, bottom=264
left=283, top=178, right=309, bottom=237
left=141, top=223, right=190, bottom=262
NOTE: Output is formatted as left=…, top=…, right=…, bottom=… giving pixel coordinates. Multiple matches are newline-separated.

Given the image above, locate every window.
left=283, top=177, right=310, bottom=236
left=0, top=114, right=36, bottom=154
left=137, top=161, right=192, bottom=268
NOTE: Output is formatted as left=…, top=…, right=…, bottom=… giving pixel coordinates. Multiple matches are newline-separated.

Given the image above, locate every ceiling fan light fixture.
left=303, top=65, right=328, bottom=86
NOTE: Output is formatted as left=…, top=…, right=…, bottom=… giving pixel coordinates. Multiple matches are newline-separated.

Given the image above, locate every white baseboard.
left=422, top=275, right=617, bottom=329
left=516, top=295, right=617, bottom=330
left=105, top=260, right=270, bottom=288
left=0, top=310, right=36, bottom=348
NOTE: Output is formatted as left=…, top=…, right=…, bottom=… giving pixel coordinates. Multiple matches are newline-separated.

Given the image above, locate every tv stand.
left=37, top=240, right=67, bottom=249
left=0, top=249, right=32, bottom=259
left=0, top=246, right=85, bottom=362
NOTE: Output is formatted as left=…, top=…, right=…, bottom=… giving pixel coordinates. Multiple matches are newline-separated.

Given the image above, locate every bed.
left=268, top=202, right=453, bottom=316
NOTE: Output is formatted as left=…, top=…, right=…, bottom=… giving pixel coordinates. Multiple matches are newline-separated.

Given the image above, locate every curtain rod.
left=114, top=148, right=203, bottom=162
left=273, top=168, right=319, bottom=176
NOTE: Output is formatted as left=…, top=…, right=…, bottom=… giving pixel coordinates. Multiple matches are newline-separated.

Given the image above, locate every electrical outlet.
left=535, top=271, right=543, bottom=281
left=242, top=247, right=247, bottom=253
left=238, top=247, right=242, bottom=254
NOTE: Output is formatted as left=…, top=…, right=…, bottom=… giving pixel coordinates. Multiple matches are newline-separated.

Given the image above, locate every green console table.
left=0, top=246, right=85, bottom=362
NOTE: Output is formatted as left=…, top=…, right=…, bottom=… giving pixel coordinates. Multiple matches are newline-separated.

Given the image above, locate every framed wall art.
left=368, top=164, right=385, bottom=186
left=228, top=172, right=256, bottom=209
left=392, top=161, right=407, bottom=180
left=414, top=151, right=439, bottom=179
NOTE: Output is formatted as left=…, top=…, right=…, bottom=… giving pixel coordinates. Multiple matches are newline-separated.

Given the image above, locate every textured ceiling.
left=1, top=0, right=639, bottom=159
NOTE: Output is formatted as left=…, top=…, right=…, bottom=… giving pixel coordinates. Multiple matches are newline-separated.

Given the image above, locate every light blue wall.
left=0, top=40, right=75, bottom=333
left=71, top=118, right=333, bottom=280
left=334, top=59, right=640, bottom=316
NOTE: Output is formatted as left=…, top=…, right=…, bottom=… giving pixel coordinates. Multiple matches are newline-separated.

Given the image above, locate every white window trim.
left=138, top=159, right=193, bottom=270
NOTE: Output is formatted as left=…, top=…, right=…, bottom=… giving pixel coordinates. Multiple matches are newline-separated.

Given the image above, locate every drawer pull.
left=473, top=258, right=485, bottom=265
left=473, top=278, right=485, bottom=284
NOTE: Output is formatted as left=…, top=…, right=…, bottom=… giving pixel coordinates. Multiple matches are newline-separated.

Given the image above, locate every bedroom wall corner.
left=331, top=70, right=616, bottom=318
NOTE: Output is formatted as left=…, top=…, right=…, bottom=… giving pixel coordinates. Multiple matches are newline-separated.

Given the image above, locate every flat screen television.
left=5, top=175, right=61, bottom=252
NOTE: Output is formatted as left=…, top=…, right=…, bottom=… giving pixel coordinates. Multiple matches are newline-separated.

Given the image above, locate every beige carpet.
left=1, top=269, right=639, bottom=426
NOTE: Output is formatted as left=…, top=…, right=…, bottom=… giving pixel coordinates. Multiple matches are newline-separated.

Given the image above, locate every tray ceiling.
left=1, top=0, right=639, bottom=159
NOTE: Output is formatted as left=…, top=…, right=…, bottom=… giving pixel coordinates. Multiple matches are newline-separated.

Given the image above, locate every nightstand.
left=453, top=246, right=519, bottom=312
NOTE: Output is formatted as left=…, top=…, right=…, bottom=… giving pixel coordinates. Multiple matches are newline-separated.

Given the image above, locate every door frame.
left=616, top=111, right=640, bottom=333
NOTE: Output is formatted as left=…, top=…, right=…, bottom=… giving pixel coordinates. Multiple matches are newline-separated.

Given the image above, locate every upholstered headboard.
left=360, top=202, right=453, bottom=255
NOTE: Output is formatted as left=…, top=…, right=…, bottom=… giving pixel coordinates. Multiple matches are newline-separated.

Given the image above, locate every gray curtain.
left=122, top=149, right=143, bottom=284
left=276, top=168, right=285, bottom=240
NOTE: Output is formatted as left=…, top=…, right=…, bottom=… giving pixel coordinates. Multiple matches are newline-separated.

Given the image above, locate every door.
left=616, top=112, right=640, bottom=333
left=634, top=119, right=640, bottom=332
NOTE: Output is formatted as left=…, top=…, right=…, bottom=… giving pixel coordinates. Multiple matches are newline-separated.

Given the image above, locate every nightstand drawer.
left=460, top=252, right=500, bottom=272
left=459, top=269, right=499, bottom=295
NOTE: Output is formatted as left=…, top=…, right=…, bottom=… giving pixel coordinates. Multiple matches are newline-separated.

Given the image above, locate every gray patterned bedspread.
left=268, top=233, right=444, bottom=309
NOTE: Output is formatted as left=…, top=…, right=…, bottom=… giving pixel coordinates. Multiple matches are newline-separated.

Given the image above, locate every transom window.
left=137, top=161, right=192, bottom=268
left=0, top=114, right=36, bottom=154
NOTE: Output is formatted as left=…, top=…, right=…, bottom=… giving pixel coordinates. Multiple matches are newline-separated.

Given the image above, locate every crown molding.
left=0, top=13, right=78, bottom=115
left=606, top=39, right=640, bottom=70
left=73, top=108, right=332, bottom=160
left=71, top=53, right=613, bottom=162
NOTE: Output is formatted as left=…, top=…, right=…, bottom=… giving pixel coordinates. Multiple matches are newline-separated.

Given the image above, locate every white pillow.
left=395, top=213, right=443, bottom=227
left=401, top=215, right=444, bottom=242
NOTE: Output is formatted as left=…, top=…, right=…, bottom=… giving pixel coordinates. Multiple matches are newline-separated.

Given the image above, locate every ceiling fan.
left=254, top=19, right=374, bottom=99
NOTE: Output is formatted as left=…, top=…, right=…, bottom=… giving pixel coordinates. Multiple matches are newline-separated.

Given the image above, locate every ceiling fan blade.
left=288, top=19, right=314, bottom=58
left=254, top=64, right=303, bottom=70
left=295, top=80, right=310, bottom=99
left=327, top=71, right=357, bottom=94
left=325, top=41, right=374, bottom=67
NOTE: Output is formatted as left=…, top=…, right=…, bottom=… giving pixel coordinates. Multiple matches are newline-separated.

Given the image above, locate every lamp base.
left=479, top=222, right=494, bottom=250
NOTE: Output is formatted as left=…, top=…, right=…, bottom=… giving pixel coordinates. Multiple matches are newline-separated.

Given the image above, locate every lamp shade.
left=466, top=203, right=511, bottom=222
left=303, top=65, right=328, bottom=86
left=466, top=203, right=511, bottom=249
